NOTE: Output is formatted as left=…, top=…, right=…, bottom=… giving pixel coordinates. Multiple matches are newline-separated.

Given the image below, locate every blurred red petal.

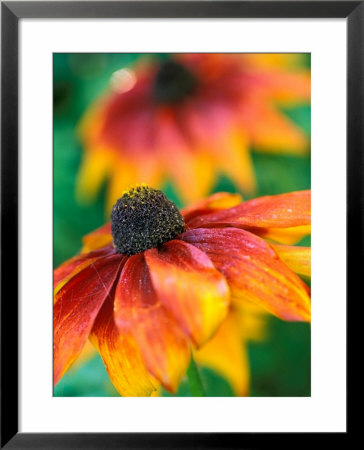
left=241, top=102, right=308, bottom=153
left=247, top=70, right=311, bottom=103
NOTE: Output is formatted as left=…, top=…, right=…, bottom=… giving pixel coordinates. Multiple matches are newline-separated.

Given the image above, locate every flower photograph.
left=54, top=53, right=311, bottom=397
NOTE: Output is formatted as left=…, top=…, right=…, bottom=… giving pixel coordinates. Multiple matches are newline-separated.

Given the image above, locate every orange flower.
left=54, top=187, right=311, bottom=396
left=77, top=54, right=310, bottom=210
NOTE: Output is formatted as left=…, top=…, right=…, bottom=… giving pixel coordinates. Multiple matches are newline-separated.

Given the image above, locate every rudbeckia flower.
left=54, top=186, right=311, bottom=396
left=77, top=54, right=311, bottom=210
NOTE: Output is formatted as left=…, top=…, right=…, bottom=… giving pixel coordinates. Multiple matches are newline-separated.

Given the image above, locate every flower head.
left=77, top=54, right=311, bottom=210
left=111, top=185, right=185, bottom=255
left=54, top=187, right=311, bottom=396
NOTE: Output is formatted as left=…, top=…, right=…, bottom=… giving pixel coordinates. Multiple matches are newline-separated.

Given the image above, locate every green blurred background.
left=53, top=53, right=311, bottom=397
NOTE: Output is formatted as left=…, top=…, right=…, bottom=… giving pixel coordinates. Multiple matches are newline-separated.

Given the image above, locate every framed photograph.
left=1, top=1, right=358, bottom=447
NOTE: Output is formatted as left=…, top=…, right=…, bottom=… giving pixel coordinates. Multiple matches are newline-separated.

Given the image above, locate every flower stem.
left=187, top=355, right=206, bottom=396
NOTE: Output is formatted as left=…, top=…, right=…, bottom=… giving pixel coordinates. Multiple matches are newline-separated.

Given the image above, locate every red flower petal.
left=187, top=190, right=310, bottom=231
left=145, top=240, right=230, bottom=347
left=114, top=254, right=190, bottom=392
left=182, top=228, right=310, bottom=322
left=54, top=245, right=115, bottom=293
left=53, top=254, right=123, bottom=384
left=90, top=293, right=157, bottom=397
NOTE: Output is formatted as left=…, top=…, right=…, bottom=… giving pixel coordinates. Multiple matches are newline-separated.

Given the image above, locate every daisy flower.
left=54, top=186, right=311, bottom=396
left=76, top=54, right=311, bottom=211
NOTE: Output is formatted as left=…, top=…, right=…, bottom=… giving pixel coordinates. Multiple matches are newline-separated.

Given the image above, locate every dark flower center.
left=153, top=60, right=198, bottom=104
left=111, top=186, right=185, bottom=255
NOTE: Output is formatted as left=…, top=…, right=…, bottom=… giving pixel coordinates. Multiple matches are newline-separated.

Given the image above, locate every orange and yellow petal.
left=182, top=192, right=243, bottom=230
left=81, top=223, right=112, bottom=253
left=114, top=253, right=190, bottom=392
left=76, top=147, right=115, bottom=204
left=242, top=102, right=308, bottom=154
left=243, top=53, right=308, bottom=70
left=194, top=310, right=250, bottom=396
left=242, top=54, right=310, bottom=105
left=53, top=254, right=123, bottom=384
left=272, top=244, right=311, bottom=278
left=233, top=299, right=268, bottom=342
left=66, top=340, right=97, bottom=373
left=133, top=155, right=164, bottom=195
left=256, top=71, right=311, bottom=105
left=188, top=190, right=310, bottom=231
left=145, top=239, right=230, bottom=347
left=90, top=293, right=157, bottom=397
left=106, top=154, right=165, bottom=214
left=78, top=98, right=108, bottom=148
left=256, top=224, right=311, bottom=245
left=182, top=192, right=242, bottom=220
left=105, top=157, right=139, bottom=214
left=183, top=228, right=310, bottom=322
left=212, top=127, right=256, bottom=194
left=165, top=148, right=215, bottom=204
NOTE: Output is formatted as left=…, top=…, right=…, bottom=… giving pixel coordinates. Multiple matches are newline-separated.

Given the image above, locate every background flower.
left=54, top=53, right=311, bottom=397
left=75, top=53, right=310, bottom=211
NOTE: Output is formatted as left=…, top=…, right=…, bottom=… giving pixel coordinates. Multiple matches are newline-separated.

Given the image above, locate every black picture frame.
left=1, top=1, right=359, bottom=448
